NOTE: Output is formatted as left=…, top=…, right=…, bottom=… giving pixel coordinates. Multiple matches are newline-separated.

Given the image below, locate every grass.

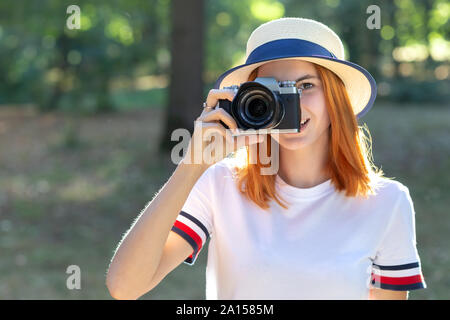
left=0, top=101, right=448, bottom=299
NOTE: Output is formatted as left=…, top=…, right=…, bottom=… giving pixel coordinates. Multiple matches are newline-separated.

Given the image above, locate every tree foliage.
left=0, top=0, right=448, bottom=111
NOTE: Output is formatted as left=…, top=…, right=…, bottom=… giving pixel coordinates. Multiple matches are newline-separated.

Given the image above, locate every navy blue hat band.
left=214, top=36, right=377, bottom=119
left=246, top=38, right=337, bottom=65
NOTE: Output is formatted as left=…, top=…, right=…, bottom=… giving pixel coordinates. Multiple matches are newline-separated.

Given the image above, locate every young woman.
left=106, top=18, right=426, bottom=300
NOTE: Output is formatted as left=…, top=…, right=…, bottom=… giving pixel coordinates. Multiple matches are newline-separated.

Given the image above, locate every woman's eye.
left=297, top=82, right=314, bottom=90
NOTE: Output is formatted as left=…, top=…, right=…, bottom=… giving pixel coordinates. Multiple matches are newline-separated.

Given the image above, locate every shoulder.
left=371, top=176, right=410, bottom=196
left=366, top=176, right=414, bottom=212
left=205, top=158, right=240, bottom=180
left=197, top=158, right=240, bottom=191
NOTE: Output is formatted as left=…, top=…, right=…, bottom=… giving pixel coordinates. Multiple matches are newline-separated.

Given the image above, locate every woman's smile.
left=300, top=118, right=310, bottom=132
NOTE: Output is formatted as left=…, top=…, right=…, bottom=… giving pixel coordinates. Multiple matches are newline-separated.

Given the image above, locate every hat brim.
left=214, top=56, right=377, bottom=119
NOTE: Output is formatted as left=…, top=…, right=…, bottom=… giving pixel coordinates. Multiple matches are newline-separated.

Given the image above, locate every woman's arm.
left=105, top=162, right=208, bottom=300
left=105, top=89, right=243, bottom=300
left=369, top=288, right=408, bottom=300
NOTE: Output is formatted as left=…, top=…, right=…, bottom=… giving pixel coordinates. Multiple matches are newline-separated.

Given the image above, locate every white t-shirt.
left=171, top=159, right=427, bottom=299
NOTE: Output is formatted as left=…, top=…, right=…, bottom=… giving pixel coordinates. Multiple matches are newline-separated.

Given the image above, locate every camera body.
left=218, top=77, right=302, bottom=135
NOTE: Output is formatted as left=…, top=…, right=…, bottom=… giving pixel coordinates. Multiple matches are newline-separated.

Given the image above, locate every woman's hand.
left=182, top=89, right=264, bottom=169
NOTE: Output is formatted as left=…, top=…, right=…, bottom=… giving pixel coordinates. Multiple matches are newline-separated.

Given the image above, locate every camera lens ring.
left=239, top=90, right=273, bottom=127
left=243, top=94, right=272, bottom=122
left=233, top=86, right=284, bottom=129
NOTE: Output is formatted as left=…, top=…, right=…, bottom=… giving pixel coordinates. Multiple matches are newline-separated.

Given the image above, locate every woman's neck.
left=276, top=131, right=331, bottom=189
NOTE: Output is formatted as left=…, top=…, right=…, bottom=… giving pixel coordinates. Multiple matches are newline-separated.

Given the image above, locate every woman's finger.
left=204, top=89, right=235, bottom=109
left=198, top=108, right=238, bottom=131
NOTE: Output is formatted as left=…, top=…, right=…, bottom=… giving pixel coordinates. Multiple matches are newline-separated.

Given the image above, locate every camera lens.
left=232, top=85, right=284, bottom=130
left=245, top=95, right=269, bottom=120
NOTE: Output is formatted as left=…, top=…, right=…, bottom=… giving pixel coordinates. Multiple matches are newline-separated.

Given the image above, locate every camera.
left=218, top=77, right=302, bottom=135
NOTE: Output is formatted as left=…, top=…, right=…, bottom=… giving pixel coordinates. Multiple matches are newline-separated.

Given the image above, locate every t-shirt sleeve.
left=370, top=186, right=427, bottom=291
left=170, top=165, right=215, bottom=266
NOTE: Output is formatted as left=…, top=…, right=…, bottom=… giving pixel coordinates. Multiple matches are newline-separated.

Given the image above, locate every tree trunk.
left=159, top=0, right=204, bottom=158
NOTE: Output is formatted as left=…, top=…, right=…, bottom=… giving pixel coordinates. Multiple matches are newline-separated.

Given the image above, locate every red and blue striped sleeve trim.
left=171, top=211, right=210, bottom=265
left=371, top=262, right=426, bottom=291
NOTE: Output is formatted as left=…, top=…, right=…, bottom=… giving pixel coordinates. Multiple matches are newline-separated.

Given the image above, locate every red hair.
left=229, top=63, right=388, bottom=210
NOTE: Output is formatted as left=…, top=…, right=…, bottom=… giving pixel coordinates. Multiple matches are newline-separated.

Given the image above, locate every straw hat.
left=213, top=17, right=377, bottom=119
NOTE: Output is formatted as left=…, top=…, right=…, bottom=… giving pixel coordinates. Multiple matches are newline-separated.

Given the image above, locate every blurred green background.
left=0, top=0, right=448, bottom=299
